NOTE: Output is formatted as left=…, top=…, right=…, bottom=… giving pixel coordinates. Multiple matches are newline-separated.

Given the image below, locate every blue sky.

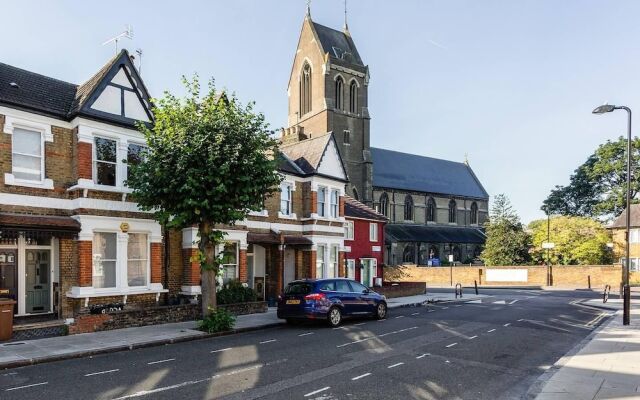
left=2, top=0, right=640, bottom=223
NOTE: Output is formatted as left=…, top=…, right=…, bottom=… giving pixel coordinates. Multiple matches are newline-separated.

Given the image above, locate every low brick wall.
left=376, top=282, right=426, bottom=298
left=69, top=301, right=268, bottom=334
left=384, top=265, right=640, bottom=288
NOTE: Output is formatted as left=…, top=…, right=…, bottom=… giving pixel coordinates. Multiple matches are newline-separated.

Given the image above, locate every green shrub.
left=217, top=279, right=258, bottom=305
left=198, top=307, right=235, bottom=333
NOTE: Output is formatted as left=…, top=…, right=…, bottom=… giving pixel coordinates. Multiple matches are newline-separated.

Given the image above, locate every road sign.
left=542, top=242, right=555, bottom=249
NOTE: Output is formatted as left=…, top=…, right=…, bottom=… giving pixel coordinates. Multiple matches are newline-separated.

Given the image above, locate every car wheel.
left=286, top=318, right=298, bottom=325
left=328, top=307, right=342, bottom=327
left=375, top=302, right=387, bottom=320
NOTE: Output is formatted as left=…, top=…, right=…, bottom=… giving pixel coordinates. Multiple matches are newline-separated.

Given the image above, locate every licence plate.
left=286, top=299, right=300, bottom=305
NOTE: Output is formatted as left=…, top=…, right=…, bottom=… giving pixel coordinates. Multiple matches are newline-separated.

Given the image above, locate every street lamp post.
left=592, top=104, right=632, bottom=326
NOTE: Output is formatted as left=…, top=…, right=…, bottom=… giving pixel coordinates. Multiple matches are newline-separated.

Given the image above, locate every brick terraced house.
left=0, top=50, right=353, bottom=334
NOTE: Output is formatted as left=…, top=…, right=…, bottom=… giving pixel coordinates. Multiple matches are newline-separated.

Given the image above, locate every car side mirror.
left=362, top=289, right=370, bottom=294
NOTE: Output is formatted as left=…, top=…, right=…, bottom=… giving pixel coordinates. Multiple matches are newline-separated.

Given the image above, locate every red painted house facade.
left=343, top=196, right=387, bottom=287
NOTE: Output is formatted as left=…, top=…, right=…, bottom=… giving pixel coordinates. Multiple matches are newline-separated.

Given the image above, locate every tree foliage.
left=127, top=76, right=282, bottom=315
left=480, top=194, right=532, bottom=266
left=528, top=216, right=612, bottom=265
left=543, top=137, right=640, bottom=220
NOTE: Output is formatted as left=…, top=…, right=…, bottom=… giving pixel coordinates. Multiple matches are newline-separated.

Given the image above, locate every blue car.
left=277, top=278, right=388, bottom=327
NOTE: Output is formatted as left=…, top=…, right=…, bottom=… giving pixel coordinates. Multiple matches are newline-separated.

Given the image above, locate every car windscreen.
left=285, top=282, right=313, bottom=295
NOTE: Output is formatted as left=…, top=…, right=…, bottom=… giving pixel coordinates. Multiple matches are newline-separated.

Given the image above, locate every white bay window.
left=93, top=232, right=117, bottom=289
left=94, top=137, right=117, bottom=186
left=127, top=233, right=148, bottom=287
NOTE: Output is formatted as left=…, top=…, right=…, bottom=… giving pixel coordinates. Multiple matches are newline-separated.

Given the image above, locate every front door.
left=361, top=258, right=377, bottom=287
left=0, top=250, right=18, bottom=314
left=283, top=248, right=295, bottom=287
left=25, top=250, right=50, bottom=314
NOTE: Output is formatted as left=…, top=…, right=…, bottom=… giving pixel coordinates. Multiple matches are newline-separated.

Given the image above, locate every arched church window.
left=402, top=244, right=415, bottom=264
left=426, top=197, right=436, bottom=222
left=380, top=192, right=389, bottom=217
left=349, top=80, right=358, bottom=113
left=448, top=199, right=457, bottom=223
left=335, top=76, right=344, bottom=110
left=404, top=195, right=413, bottom=221
left=470, top=202, right=478, bottom=225
left=300, top=63, right=312, bottom=116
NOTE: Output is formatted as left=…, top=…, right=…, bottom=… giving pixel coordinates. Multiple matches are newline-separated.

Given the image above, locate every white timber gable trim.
left=317, top=138, right=347, bottom=180
left=89, top=66, right=151, bottom=122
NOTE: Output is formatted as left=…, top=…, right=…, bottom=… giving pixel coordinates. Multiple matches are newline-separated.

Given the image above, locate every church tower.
left=281, top=10, right=372, bottom=204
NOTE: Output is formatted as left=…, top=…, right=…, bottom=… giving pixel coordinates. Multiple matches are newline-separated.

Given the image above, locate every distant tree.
left=528, top=216, right=612, bottom=265
left=480, top=194, right=532, bottom=266
left=543, top=137, right=640, bottom=220
left=127, top=76, right=282, bottom=316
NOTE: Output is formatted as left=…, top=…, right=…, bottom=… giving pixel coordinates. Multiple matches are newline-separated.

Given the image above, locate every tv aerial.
left=102, top=25, right=133, bottom=54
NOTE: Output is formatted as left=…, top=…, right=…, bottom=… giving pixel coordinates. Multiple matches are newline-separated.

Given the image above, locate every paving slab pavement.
left=534, top=307, right=640, bottom=400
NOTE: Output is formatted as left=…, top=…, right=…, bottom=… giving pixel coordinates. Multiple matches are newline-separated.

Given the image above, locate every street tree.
left=543, top=137, right=640, bottom=220
left=529, top=216, right=612, bottom=265
left=480, top=194, right=532, bottom=266
left=127, top=77, right=282, bottom=316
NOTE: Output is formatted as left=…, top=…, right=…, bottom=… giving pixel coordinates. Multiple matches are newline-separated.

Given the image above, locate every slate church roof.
left=371, top=147, right=489, bottom=199
left=312, top=22, right=364, bottom=67
left=385, top=224, right=486, bottom=245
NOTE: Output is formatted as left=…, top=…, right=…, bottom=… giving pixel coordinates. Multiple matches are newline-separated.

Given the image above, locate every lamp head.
left=593, top=104, right=617, bottom=114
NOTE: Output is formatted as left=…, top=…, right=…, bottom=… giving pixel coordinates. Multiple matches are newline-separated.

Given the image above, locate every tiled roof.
left=371, top=147, right=489, bottom=199
left=344, top=196, right=387, bottom=222
left=0, top=50, right=135, bottom=121
left=279, top=133, right=333, bottom=175
left=312, top=22, right=364, bottom=67
left=385, top=224, right=486, bottom=244
left=0, top=213, right=80, bottom=232
left=610, top=204, right=640, bottom=228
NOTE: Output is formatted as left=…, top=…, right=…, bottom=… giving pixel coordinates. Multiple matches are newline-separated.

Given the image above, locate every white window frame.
left=316, top=244, right=326, bottom=278
left=220, top=241, right=239, bottom=283
left=369, top=222, right=378, bottom=242
left=4, top=119, right=54, bottom=190
left=345, top=221, right=354, bottom=240
left=631, top=229, right=640, bottom=244
left=329, top=245, right=339, bottom=278
left=92, top=231, right=119, bottom=290
left=125, top=141, right=148, bottom=183
left=346, top=259, right=356, bottom=279
left=279, top=182, right=294, bottom=217
left=330, top=189, right=339, bottom=218
left=93, top=136, right=119, bottom=187
left=126, top=232, right=150, bottom=288
left=318, top=187, right=327, bottom=217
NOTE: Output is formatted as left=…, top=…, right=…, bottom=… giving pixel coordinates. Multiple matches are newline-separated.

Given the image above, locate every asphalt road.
left=0, top=289, right=619, bottom=400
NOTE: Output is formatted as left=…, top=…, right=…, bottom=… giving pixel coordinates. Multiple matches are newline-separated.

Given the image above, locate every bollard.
left=588, top=275, right=591, bottom=289
left=455, top=283, right=463, bottom=299
left=603, top=285, right=610, bottom=303
left=474, top=280, right=479, bottom=295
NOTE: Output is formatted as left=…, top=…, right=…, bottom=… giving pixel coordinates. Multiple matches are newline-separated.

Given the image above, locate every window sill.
left=278, top=212, right=298, bottom=220
left=308, top=214, right=345, bottom=222
left=67, top=285, right=167, bottom=299
left=4, top=173, right=54, bottom=190
left=248, top=210, right=269, bottom=217
left=67, top=178, right=133, bottom=196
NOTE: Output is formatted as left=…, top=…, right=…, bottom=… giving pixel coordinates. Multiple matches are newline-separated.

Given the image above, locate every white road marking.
left=5, top=382, right=48, bottom=391
left=377, top=319, right=386, bottom=322
left=508, top=300, right=519, bottom=305
left=332, top=326, right=348, bottom=330
left=427, top=310, right=436, bottom=313
left=84, top=369, right=119, bottom=377
left=259, top=339, right=276, bottom=344
left=441, top=306, right=449, bottom=309
left=211, top=347, right=232, bottom=353
left=493, top=300, right=506, bottom=305
left=304, top=386, right=330, bottom=397
left=416, top=353, right=430, bottom=359
left=454, top=305, right=462, bottom=307
left=466, top=300, right=482, bottom=304
left=147, top=358, right=175, bottom=365
left=387, top=362, right=404, bottom=369
left=298, top=332, right=315, bottom=337
left=411, top=312, right=419, bottom=315
left=445, top=360, right=450, bottom=363
left=2, top=372, right=17, bottom=376
left=517, top=319, right=524, bottom=322
left=469, top=335, right=478, bottom=339
left=394, top=315, right=405, bottom=319
left=354, top=322, right=366, bottom=326
left=351, top=373, right=372, bottom=380
left=446, top=342, right=458, bottom=348
left=503, top=323, right=511, bottom=327
left=487, top=329, right=496, bottom=333
left=336, top=326, right=418, bottom=348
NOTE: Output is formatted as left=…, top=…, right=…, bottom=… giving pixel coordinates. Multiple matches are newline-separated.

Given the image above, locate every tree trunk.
left=199, top=222, right=218, bottom=317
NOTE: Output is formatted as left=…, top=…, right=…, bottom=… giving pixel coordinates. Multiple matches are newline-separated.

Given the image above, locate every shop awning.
left=0, top=213, right=81, bottom=238
left=247, top=232, right=313, bottom=246
left=385, top=224, right=486, bottom=245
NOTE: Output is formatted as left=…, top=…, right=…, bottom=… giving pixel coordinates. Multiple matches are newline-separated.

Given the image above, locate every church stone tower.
left=281, top=11, right=372, bottom=205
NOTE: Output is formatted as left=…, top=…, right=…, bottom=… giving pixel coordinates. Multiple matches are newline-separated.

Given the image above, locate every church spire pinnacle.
left=343, top=0, right=349, bottom=32
left=306, top=0, right=311, bottom=18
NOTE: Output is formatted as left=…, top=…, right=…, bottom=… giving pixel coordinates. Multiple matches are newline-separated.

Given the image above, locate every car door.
left=348, top=281, right=372, bottom=314
left=335, top=280, right=357, bottom=315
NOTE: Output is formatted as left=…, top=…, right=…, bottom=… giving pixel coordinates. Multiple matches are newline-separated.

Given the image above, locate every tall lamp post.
left=593, top=104, right=632, bottom=326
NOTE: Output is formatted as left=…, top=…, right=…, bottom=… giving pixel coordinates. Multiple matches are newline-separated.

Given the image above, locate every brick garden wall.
left=384, top=265, right=640, bottom=288
left=376, top=282, right=426, bottom=298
